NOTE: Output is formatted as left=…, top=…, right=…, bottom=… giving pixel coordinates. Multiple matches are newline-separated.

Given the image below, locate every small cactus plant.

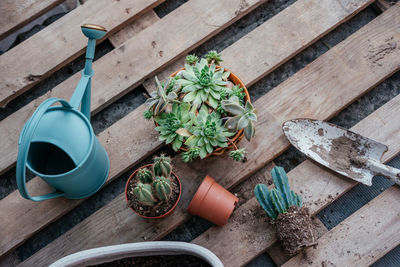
left=153, top=154, right=172, bottom=177
left=254, top=166, right=302, bottom=219
left=132, top=183, right=157, bottom=206
left=254, top=166, right=315, bottom=255
left=130, top=155, right=174, bottom=207
left=153, top=176, right=172, bottom=200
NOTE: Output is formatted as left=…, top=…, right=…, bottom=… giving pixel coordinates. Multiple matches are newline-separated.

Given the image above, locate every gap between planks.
left=191, top=75, right=400, bottom=266
left=0, top=0, right=66, bottom=40
left=0, top=0, right=267, bottom=177
left=0, top=0, right=165, bottom=107
left=283, top=186, right=400, bottom=267
left=18, top=2, right=400, bottom=266
left=0, top=0, right=268, bottom=257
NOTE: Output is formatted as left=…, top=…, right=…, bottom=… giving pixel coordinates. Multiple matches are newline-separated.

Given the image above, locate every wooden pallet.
left=0, top=0, right=399, bottom=266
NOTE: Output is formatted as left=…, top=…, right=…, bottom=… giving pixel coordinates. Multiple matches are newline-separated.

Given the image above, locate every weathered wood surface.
left=0, top=0, right=266, bottom=177
left=0, top=0, right=267, bottom=257
left=0, top=0, right=65, bottom=40
left=0, top=252, right=20, bottom=267
left=142, top=0, right=375, bottom=93
left=0, top=0, right=164, bottom=107
left=19, top=2, right=399, bottom=265
left=108, top=10, right=160, bottom=48
left=191, top=83, right=400, bottom=267
left=283, top=186, right=400, bottom=267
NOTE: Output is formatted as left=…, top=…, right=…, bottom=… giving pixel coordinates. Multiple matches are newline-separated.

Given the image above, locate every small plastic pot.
left=188, top=175, right=238, bottom=226
left=125, top=164, right=181, bottom=219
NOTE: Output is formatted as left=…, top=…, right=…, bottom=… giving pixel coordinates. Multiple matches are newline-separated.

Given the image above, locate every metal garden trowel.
left=282, top=119, right=400, bottom=186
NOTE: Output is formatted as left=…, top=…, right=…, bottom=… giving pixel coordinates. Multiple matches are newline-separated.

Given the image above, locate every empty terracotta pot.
left=188, top=176, right=238, bottom=226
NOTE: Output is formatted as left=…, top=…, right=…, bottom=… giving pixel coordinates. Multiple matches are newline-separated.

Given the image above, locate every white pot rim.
left=49, top=241, right=223, bottom=267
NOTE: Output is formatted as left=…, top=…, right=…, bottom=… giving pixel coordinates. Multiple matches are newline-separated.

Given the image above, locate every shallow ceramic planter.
left=125, top=164, right=181, bottom=219
left=49, top=241, right=224, bottom=267
left=188, top=175, right=238, bottom=226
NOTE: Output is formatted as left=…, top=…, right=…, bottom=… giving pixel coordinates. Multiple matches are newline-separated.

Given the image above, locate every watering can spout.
left=69, top=24, right=107, bottom=120
left=16, top=25, right=110, bottom=202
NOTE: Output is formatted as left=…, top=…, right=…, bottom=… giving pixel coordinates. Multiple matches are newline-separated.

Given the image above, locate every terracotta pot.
left=125, top=164, right=181, bottom=219
left=188, top=175, right=238, bottom=226
left=154, top=66, right=250, bottom=158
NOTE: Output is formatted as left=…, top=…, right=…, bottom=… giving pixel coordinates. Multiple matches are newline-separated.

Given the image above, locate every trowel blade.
left=282, top=119, right=388, bottom=186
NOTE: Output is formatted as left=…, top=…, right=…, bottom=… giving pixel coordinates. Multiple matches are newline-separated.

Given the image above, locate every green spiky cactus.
left=153, top=176, right=172, bottom=200
left=132, top=183, right=157, bottom=206
left=137, top=168, right=153, bottom=183
left=254, top=166, right=302, bottom=219
left=130, top=155, right=175, bottom=208
left=153, top=154, right=172, bottom=177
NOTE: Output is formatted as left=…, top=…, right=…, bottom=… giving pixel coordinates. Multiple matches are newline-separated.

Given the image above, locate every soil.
left=274, top=206, right=317, bottom=255
left=126, top=171, right=180, bottom=218
left=310, top=134, right=369, bottom=179
left=91, top=255, right=211, bottom=267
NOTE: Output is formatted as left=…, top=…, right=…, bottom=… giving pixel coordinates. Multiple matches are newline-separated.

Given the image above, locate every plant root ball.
left=274, top=206, right=317, bottom=255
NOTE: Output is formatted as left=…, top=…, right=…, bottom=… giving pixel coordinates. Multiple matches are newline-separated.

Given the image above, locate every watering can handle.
left=16, top=98, right=72, bottom=202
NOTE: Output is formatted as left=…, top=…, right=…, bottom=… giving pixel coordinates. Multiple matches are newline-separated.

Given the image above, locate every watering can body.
left=16, top=25, right=109, bottom=202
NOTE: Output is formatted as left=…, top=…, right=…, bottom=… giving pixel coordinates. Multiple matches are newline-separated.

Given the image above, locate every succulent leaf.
left=186, top=54, right=199, bottom=65
left=271, top=166, right=295, bottom=207
left=270, top=188, right=287, bottom=214
left=229, top=148, right=246, bottom=161
left=205, top=50, right=223, bottom=65
left=254, top=184, right=278, bottom=219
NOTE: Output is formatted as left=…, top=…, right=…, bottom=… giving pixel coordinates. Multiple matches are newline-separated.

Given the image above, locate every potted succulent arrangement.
left=254, top=166, right=317, bottom=255
left=143, top=51, right=257, bottom=162
left=125, top=155, right=181, bottom=219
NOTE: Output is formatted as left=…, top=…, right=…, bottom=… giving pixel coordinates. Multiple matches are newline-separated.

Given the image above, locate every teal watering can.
left=16, top=24, right=110, bottom=202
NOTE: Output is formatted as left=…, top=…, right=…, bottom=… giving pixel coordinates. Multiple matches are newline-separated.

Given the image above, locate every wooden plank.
left=0, top=0, right=65, bottom=40
left=0, top=0, right=267, bottom=177
left=0, top=0, right=165, bottom=107
left=18, top=3, right=399, bottom=265
left=282, top=186, right=400, bottom=267
left=0, top=0, right=267, bottom=257
left=108, top=10, right=160, bottom=48
left=0, top=252, right=20, bottom=267
left=191, top=84, right=400, bottom=267
left=373, top=0, right=392, bottom=11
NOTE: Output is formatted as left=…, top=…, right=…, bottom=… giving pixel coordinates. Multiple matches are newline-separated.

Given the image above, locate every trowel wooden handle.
left=368, top=160, right=400, bottom=186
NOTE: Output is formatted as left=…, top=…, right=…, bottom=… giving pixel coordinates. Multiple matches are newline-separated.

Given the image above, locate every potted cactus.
left=125, top=155, right=181, bottom=219
left=254, top=166, right=317, bottom=255
left=143, top=51, right=257, bottom=162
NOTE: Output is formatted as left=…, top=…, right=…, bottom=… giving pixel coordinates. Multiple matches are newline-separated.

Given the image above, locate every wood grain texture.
left=0, top=0, right=266, bottom=177
left=0, top=0, right=164, bottom=107
left=191, top=78, right=400, bottom=267
left=143, top=0, right=375, bottom=93
left=18, top=2, right=399, bottom=266
left=283, top=186, right=400, bottom=267
left=0, top=252, right=20, bottom=267
left=108, top=10, right=160, bottom=47
left=0, top=0, right=267, bottom=257
left=0, top=0, right=65, bottom=40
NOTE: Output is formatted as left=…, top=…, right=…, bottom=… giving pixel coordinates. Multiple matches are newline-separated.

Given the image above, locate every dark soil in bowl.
left=126, top=173, right=180, bottom=217
left=91, top=254, right=211, bottom=267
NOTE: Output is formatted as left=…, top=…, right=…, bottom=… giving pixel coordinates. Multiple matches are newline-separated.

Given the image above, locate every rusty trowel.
left=282, top=119, right=400, bottom=186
